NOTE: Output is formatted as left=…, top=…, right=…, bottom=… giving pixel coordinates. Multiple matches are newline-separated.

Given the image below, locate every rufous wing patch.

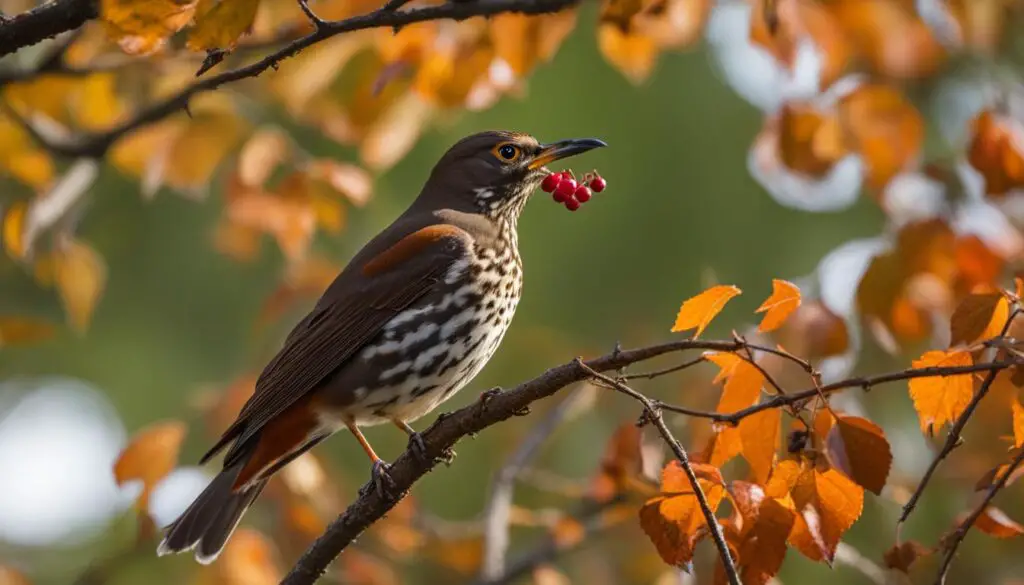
left=362, top=224, right=466, bottom=277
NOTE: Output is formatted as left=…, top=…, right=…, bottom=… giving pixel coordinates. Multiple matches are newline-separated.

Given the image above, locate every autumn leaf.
left=0, top=317, right=56, bottom=347
left=113, top=420, right=187, bottom=518
left=2, top=201, right=28, bottom=259
left=755, top=279, right=802, bottom=332
left=210, top=528, right=282, bottom=585
left=639, top=460, right=726, bottom=566
left=1013, top=398, right=1024, bottom=449
left=54, top=238, right=108, bottom=333
left=725, top=495, right=795, bottom=585
left=908, top=350, right=974, bottom=435
left=824, top=414, right=892, bottom=495
left=739, top=407, right=780, bottom=484
left=100, top=0, right=199, bottom=55
left=0, top=566, right=31, bottom=585
left=671, top=285, right=742, bottom=338
left=950, top=292, right=1009, bottom=346
left=966, top=507, right=1024, bottom=539
left=883, top=540, right=932, bottom=573
left=591, top=423, right=643, bottom=502
left=706, top=353, right=765, bottom=415
left=967, top=110, right=1024, bottom=196
left=188, top=0, right=259, bottom=51
left=789, top=464, right=864, bottom=564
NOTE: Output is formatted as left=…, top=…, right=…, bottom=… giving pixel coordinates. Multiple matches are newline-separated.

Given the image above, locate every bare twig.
left=479, top=387, right=589, bottom=581
left=577, top=363, right=741, bottom=585
left=280, top=339, right=742, bottom=585
left=933, top=448, right=1024, bottom=584
left=19, top=0, right=581, bottom=160
left=0, top=0, right=98, bottom=58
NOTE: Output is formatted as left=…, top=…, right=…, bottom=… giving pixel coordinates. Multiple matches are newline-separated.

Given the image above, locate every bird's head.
left=419, top=130, right=606, bottom=220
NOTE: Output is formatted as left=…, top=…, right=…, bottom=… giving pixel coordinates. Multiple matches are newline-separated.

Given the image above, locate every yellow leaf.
left=2, top=201, right=27, bottom=260
left=0, top=115, right=54, bottom=189
left=950, top=292, right=1009, bottom=346
left=75, top=73, right=126, bottom=130
left=598, top=24, right=658, bottom=85
left=54, top=239, right=107, bottom=333
left=100, top=0, right=199, bottom=55
left=188, top=0, right=259, bottom=51
left=164, top=111, right=248, bottom=194
left=756, top=278, right=802, bottom=332
left=739, top=407, right=780, bottom=484
left=237, top=128, right=292, bottom=187
left=968, top=506, right=1024, bottom=539
left=0, top=317, right=56, bottom=347
left=639, top=461, right=725, bottom=566
left=489, top=10, right=577, bottom=77
left=789, top=465, right=864, bottom=564
left=824, top=414, right=892, bottom=495
left=671, top=284, right=742, bottom=338
left=908, top=350, right=974, bottom=435
left=113, top=420, right=187, bottom=516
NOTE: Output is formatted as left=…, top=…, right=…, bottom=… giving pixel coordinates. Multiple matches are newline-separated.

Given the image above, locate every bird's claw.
left=407, top=431, right=428, bottom=461
left=478, top=387, right=502, bottom=414
left=360, top=459, right=396, bottom=499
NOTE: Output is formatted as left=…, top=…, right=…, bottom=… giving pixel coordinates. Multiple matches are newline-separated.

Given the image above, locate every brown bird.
left=157, top=130, right=605, bottom=563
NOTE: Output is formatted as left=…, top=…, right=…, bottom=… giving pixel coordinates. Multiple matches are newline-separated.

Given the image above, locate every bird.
left=156, top=130, right=606, bottom=563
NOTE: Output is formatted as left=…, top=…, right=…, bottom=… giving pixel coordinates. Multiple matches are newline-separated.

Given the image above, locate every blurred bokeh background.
left=3, top=0, right=1024, bottom=584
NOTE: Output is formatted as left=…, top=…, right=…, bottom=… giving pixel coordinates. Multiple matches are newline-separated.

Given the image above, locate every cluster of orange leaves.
left=624, top=279, right=1024, bottom=583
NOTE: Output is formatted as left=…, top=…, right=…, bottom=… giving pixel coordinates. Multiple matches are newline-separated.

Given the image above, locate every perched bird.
left=157, top=130, right=606, bottom=563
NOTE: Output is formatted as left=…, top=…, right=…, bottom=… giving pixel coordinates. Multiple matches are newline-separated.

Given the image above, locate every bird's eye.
left=494, top=143, right=521, bottom=162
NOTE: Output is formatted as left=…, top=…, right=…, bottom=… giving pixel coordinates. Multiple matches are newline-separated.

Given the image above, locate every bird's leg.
left=391, top=419, right=428, bottom=461
left=345, top=418, right=395, bottom=498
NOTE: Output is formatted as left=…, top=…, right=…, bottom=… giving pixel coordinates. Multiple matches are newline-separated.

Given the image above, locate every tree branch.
left=19, top=0, right=581, bottom=160
left=0, top=0, right=97, bottom=58
left=279, top=339, right=742, bottom=585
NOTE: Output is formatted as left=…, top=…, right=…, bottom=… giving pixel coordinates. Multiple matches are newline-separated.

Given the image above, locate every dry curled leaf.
left=756, top=279, right=802, bottom=333
left=639, top=460, right=726, bottom=567
left=824, top=414, right=892, bottom=495
left=908, top=350, right=974, bottom=435
left=671, top=285, right=742, bottom=338
left=113, top=420, right=187, bottom=517
left=883, top=540, right=932, bottom=573
left=967, top=506, right=1024, bottom=539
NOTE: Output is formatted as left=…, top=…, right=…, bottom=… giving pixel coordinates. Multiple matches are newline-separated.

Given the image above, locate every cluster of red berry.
left=540, top=170, right=607, bottom=211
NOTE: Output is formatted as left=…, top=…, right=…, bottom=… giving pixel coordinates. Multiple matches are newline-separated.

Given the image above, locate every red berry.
left=574, top=185, right=592, bottom=202
left=555, top=178, right=577, bottom=198
left=541, top=173, right=560, bottom=193
left=561, top=170, right=574, bottom=180
left=564, top=197, right=580, bottom=211
left=590, top=176, right=606, bottom=192
left=552, top=189, right=568, bottom=203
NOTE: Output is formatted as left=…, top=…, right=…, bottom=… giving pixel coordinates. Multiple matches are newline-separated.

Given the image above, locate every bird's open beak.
left=529, top=138, right=607, bottom=170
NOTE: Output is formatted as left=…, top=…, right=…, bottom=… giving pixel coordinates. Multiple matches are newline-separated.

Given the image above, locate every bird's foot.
left=407, top=431, right=428, bottom=461
left=477, top=387, right=503, bottom=414
left=360, top=459, right=396, bottom=499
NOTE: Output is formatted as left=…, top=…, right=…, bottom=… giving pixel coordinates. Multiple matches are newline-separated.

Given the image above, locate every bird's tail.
left=156, top=456, right=267, bottom=565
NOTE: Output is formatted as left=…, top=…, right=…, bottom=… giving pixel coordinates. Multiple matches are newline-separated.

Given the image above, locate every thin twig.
left=0, top=0, right=98, bottom=58
left=577, top=362, right=741, bottom=585
left=19, top=0, right=581, bottom=160
left=479, top=387, right=589, bottom=581
left=933, top=448, right=1024, bottom=584
left=623, top=356, right=706, bottom=380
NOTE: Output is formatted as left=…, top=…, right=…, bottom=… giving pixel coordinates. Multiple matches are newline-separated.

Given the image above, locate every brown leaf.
left=788, top=464, right=864, bottom=564
left=883, top=540, right=932, bottom=573
left=950, top=292, right=1009, bottom=346
left=54, top=238, right=108, bottom=333
left=639, top=460, right=726, bottom=566
left=908, top=349, right=974, bottom=435
left=591, top=423, right=643, bottom=502
left=113, top=420, right=187, bottom=516
left=672, top=285, right=742, bottom=338
left=731, top=497, right=795, bottom=585
left=968, top=506, right=1024, bottom=539
left=0, top=317, right=55, bottom=347
left=824, top=414, right=892, bottom=495
left=967, top=110, right=1024, bottom=197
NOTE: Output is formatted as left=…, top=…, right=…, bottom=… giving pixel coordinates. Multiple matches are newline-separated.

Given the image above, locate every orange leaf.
left=968, top=506, right=1024, bottom=539
left=213, top=528, right=282, bottom=585
left=765, top=459, right=802, bottom=499
left=0, top=317, right=55, bottom=347
left=950, top=292, right=1009, bottom=346
left=703, top=426, right=743, bottom=468
left=908, top=350, right=974, bottom=435
left=54, top=238, right=107, bottom=334
left=0, top=566, right=31, bottom=585
left=113, top=420, right=187, bottom=516
left=731, top=497, right=795, bottom=585
left=706, top=354, right=765, bottom=414
left=639, top=461, right=726, bottom=566
left=2, top=201, right=27, bottom=260
left=789, top=464, right=864, bottom=564
left=756, top=279, right=802, bottom=332
left=824, top=414, right=892, bottom=495
left=883, top=540, right=932, bottom=573
left=671, top=285, right=742, bottom=338
left=591, top=423, right=643, bottom=502
left=1013, top=398, right=1024, bottom=449
left=100, top=0, right=198, bottom=55
left=187, top=0, right=259, bottom=51
left=739, top=407, right=780, bottom=484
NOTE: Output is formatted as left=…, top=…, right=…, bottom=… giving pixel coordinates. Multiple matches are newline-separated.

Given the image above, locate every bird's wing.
left=203, top=223, right=473, bottom=466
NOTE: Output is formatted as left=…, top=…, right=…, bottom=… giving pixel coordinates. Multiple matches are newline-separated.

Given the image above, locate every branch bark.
left=0, top=0, right=97, bottom=58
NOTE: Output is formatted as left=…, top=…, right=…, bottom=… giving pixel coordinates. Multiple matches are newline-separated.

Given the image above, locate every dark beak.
left=529, top=138, right=607, bottom=170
